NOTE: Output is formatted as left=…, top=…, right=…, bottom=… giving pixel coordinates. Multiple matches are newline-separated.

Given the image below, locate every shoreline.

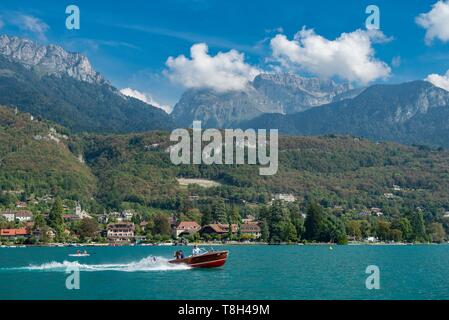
left=1, top=241, right=447, bottom=248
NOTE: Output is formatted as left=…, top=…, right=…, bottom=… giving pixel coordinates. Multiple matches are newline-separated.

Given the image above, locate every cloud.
left=416, top=0, right=449, bottom=44
left=8, top=13, right=49, bottom=40
left=120, top=88, right=172, bottom=113
left=12, top=14, right=48, bottom=33
left=425, top=70, right=449, bottom=91
left=269, top=27, right=391, bottom=84
left=164, top=43, right=261, bottom=92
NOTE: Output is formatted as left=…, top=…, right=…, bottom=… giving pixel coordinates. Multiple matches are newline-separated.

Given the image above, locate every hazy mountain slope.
left=243, top=81, right=449, bottom=148
left=171, top=73, right=354, bottom=128
left=171, top=86, right=283, bottom=128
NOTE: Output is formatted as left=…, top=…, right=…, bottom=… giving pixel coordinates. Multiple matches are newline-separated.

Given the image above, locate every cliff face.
left=0, top=34, right=104, bottom=84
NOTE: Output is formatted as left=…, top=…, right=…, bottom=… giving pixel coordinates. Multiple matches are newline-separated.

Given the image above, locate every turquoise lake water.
left=0, top=245, right=448, bottom=300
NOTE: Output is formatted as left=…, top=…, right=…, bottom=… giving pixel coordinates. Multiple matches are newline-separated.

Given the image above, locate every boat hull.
left=169, top=251, right=228, bottom=268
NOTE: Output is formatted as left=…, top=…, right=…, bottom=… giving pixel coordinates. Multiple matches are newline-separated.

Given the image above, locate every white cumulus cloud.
left=416, top=0, right=449, bottom=44
left=120, top=88, right=172, bottom=114
left=425, top=70, right=449, bottom=91
left=270, top=27, right=391, bottom=84
left=164, top=43, right=260, bottom=92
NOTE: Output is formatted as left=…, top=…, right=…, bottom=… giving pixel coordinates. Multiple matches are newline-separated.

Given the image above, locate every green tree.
left=289, top=204, right=305, bottom=240
left=268, top=201, right=299, bottom=243
left=48, top=197, right=65, bottom=241
left=78, top=218, right=99, bottom=240
left=410, top=211, right=428, bottom=242
left=376, top=220, right=392, bottom=241
left=389, top=229, right=403, bottom=242
left=392, top=218, right=412, bottom=241
left=346, top=220, right=362, bottom=240
left=33, top=213, right=46, bottom=229
left=427, top=223, right=446, bottom=243
left=260, top=219, right=269, bottom=242
left=304, top=202, right=325, bottom=241
left=320, top=215, right=347, bottom=244
left=152, top=214, right=171, bottom=237
left=201, top=207, right=213, bottom=226
left=213, top=199, right=227, bottom=224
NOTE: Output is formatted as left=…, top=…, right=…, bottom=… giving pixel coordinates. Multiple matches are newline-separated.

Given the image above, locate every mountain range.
left=171, top=72, right=362, bottom=128
left=242, top=81, right=449, bottom=148
left=0, top=35, right=174, bottom=133
left=1, top=34, right=449, bottom=149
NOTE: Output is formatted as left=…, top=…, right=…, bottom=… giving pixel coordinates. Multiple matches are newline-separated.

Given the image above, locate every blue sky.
left=1, top=0, right=449, bottom=109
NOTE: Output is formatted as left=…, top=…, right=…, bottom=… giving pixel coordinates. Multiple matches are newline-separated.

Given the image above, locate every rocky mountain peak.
left=0, top=34, right=104, bottom=84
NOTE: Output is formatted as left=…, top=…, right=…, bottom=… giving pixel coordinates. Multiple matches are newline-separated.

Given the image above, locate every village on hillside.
left=2, top=188, right=445, bottom=246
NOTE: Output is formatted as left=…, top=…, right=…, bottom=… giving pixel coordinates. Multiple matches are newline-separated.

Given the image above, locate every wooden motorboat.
left=169, top=250, right=228, bottom=268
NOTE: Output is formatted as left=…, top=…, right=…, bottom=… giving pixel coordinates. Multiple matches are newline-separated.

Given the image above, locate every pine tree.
left=410, top=211, right=427, bottom=243
left=213, top=199, right=227, bottom=224
left=304, top=202, right=324, bottom=241
left=201, top=207, right=213, bottom=226
left=48, top=197, right=65, bottom=241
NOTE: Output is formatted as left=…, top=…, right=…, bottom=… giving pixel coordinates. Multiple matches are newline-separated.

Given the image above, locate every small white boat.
left=69, top=253, right=90, bottom=257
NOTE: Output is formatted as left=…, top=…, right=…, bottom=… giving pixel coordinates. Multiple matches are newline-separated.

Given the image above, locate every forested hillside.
left=1, top=105, right=449, bottom=243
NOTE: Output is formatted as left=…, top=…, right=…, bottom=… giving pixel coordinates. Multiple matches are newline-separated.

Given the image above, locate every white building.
left=273, top=194, right=296, bottom=203
left=1, top=210, right=33, bottom=222
left=75, top=202, right=92, bottom=219
left=14, top=211, right=33, bottom=222
left=121, top=210, right=135, bottom=221
left=1, top=211, right=15, bottom=222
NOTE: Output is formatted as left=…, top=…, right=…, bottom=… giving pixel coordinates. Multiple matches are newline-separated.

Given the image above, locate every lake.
left=1, top=245, right=448, bottom=300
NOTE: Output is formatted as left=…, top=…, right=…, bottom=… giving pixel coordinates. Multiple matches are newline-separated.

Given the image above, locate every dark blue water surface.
left=0, top=245, right=448, bottom=300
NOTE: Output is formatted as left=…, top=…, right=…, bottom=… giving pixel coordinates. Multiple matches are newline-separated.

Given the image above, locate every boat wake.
left=6, top=256, right=190, bottom=272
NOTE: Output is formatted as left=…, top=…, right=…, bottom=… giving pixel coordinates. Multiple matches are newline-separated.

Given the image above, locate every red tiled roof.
left=0, top=228, right=29, bottom=236
left=202, top=223, right=261, bottom=234
left=107, top=222, right=135, bottom=230
left=15, top=211, right=33, bottom=218
left=177, top=221, right=201, bottom=231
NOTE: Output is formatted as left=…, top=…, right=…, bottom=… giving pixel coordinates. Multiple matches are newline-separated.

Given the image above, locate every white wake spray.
left=9, top=256, right=190, bottom=272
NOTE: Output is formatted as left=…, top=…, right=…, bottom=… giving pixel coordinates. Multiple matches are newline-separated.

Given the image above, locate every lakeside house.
left=242, top=215, right=256, bottom=224
left=139, top=221, right=148, bottom=232
left=32, top=227, right=56, bottom=241
left=201, top=222, right=262, bottom=239
left=107, top=222, right=135, bottom=242
left=106, top=210, right=135, bottom=223
left=0, top=228, right=30, bottom=239
left=1, top=210, right=33, bottom=222
left=63, top=214, right=81, bottom=222
left=15, top=201, right=27, bottom=208
left=14, top=211, right=33, bottom=222
left=370, top=207, right=384, bottom=216
left=272, top=194, right=296, bottom=203
left=174, top=221, right=201, bottom=238
left=1, top=210, right=15, bottom=222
